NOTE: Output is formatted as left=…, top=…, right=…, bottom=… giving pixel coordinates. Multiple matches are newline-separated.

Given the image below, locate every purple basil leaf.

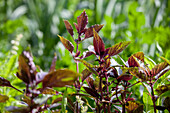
left=58, top=35, right=74, bottom=53
left=93, top=29, right=105, bottom=57
left=77, top=10, right=88, bottom=34
left=85, top=24, right=104, bottom=39
left=64, top=20, right=74, bottom=37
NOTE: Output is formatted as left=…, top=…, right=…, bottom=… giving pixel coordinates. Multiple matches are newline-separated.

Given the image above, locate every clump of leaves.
left=0, top=50, right=80, bottom=112
left=60, top=10, right=170, bottom=113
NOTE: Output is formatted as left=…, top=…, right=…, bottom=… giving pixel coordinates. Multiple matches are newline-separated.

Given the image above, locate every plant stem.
left=150, top=83, right=157, bottom=113
left=122, top=104, right=125, bottom=113
left=76, top=43, right=79, bottom=74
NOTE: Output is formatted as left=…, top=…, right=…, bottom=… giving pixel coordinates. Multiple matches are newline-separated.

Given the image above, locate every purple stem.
left=150, top=82, right=157, bottom=113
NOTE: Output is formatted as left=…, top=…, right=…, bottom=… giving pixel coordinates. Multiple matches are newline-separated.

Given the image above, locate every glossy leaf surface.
left=77, top=10, right=88, bottom=33
left=85, top=24, right=104, bottom=39
left=151, top=62, right=168, bottom=77
left=58, top=35, right=74, bottom=53
left=42, top=69, right=79, bottom=88
left=93, top=29, right=105, bottom=57
left=128, top=52, right=144, bottom=67
left=81, top=68, right=92, bottom=82
left=108, top=41, right=131, bottom=57
left=64, top=20, right=74, bottom=37
left=117, top=74, right=133, bottom=81
left=83, top=87, right=100, bottom=98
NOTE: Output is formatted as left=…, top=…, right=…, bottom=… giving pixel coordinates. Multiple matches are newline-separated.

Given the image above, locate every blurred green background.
left=0, top=0, right=170, bottom=112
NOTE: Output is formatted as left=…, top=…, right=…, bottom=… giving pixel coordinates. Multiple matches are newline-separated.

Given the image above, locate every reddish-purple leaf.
left=64, top=20, right=74, bottom=37
left=83, top=87, right=100, bottom=98
left=74, top=23, right=79, bottom=32
left=117, top=74, right=133, bottom=81
left=133, top=52, right=144, bottom=62
left=129, top=67, right=150, bottom=81
left=17, top=51, right=37, bottom=84
left=49, top=53, right=57, bottom=72
left=81, top=69, right=92, bottom=82
left=93, top=29, right=105, bottom=57
left=85, top=24, right=104, bottom=39
left=0, top=77, right=22, bottom=92
left=86, top=77, right=95, bottom=89
left=151, top=62, right=168, bottom=77
left=127, top=98, right=135, bottom=101
left=42, top=69, right=80, bottom=88
left=58, top=35, right=74, bottom=53
left=128, top=56, right=140, bottom=67
left=0, top=77, right=12, bottom=87
left=77, top=10, right=88, bottom=33
left=108, top=41, right=131, bottom=57
left=80, top=51, right=94, bottom=59
left=128, top=52, right=144, bottom=67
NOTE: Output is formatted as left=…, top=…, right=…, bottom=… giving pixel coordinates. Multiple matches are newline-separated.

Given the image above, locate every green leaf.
left=62, top=88, right=67, bottom=113
left=76, top=59, right=98, bottom=76
left=143, top=90, right=152, bottom=112
left=0, top=94, right=9, bottom=103
left=114, top=14, right=126, bottom=24
left=52, top=97, right=62, bottom=104
left=108, top=41, right=131, bottom=57
left=42, top=69, right=80, bottom=88
left=58, top=35, right=74, bottom=53
left=161, top=57, right=170, bottom=65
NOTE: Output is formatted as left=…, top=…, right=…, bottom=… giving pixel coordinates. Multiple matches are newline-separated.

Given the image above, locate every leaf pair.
left=93, top=29, right=131, bottom=59
left=64, top=10, right=103, bottom=41
left=17, top=50, right=37, bottom=84
left=128, top=52, right=169, bottom=81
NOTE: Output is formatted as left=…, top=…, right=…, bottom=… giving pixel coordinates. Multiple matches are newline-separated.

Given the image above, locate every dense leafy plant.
left=0, top=10, right=170, bottom=113
left=59, top=10, right=170, bottom=113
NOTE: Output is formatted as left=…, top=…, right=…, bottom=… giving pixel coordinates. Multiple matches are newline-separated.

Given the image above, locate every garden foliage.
left=0, top=10, right=170, bottom=113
